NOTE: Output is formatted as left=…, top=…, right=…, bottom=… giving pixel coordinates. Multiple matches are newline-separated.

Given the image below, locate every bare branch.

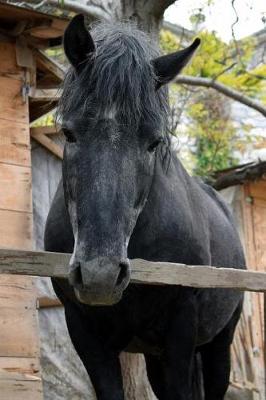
left=212, top=62, right=237, bottom=81
left=231, top=0, right=239, bottom=46
left=230, top=0, right=266, bottom=81
left=175, top=75, right=266, bottom=118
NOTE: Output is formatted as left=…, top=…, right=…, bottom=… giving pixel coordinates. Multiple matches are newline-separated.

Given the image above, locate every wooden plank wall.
left=0, top=39, right=42, bottom=399
left=242, top=180, right=266, bottom=399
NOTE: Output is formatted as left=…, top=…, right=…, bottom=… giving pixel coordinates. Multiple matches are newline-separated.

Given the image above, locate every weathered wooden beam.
left=30, top=132, right=63, bottom=159
left=38, top=296, right=62, bottom=309
left=30, top=126, right=60, bottom=136
left=24, top=18, right=67, bottom=40
left=213, top=161, right=266, bottom=191
left=0, top=370, right=41, bottom=382
left=29, top=88, right=60, bottom=102
left=0, top=249, right=265, bottom=293
left=264, top=293, right=266, bottom=395
left=35, top=50, right=65, bottom=81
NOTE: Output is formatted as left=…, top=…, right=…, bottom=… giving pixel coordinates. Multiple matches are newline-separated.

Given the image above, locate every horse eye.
left=62, top=128, right=76, bottom=143
left=148, top=139, right=162, bottom=153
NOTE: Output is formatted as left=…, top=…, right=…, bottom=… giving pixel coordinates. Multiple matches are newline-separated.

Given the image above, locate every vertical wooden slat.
left=241, top=183, right=266, bottom=399
left=0, top=40, right=42, bottom=399
left=264, top=292, right=266, bottom=398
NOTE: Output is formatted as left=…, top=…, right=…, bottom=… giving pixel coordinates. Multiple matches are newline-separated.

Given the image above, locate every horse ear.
left=152, top=38, right=201, bottom=89
left=64, top=14, right=95, bottom=70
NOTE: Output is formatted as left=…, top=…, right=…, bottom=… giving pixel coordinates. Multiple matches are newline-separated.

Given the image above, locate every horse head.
left=60, top=14, right=200, bottom=305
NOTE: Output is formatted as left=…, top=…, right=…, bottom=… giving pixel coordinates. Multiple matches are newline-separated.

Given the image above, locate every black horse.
left=45, top=15, right=245, bottom=400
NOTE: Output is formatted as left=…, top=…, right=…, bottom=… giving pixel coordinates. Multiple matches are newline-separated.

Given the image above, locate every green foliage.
left=32, top=47, right=66, bottom=128
left=187, top=89, right=237, bottom=175
left=160, top=30, right=180, bottom=54
left=46, top=47, right=66, bottom=66
left=32, top=113, right=55, bottom=127
left=159, top=28, right=266, bottom=177
left=194, top=138, right=235, bottom=176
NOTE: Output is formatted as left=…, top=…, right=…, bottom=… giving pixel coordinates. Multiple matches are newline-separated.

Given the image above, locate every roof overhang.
left=0, top=2, right=68, bottom=45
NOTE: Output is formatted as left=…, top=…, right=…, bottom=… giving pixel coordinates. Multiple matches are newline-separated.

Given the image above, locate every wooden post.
left=0, top=40, right=42, bottom=399
left=0, top=248, right=265, bottom=398
left=264, top=292, right=266, bottom=398
left=242, top=182, right=266, bottom=398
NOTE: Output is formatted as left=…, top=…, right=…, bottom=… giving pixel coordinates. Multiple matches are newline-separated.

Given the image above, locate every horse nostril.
left=116, top=261, right=129, bottom=288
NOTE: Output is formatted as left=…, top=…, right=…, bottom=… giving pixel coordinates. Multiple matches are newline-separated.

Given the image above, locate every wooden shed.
left=214, top=161, right=266, bottom=399
left=0, top=3, right=67, bottom=399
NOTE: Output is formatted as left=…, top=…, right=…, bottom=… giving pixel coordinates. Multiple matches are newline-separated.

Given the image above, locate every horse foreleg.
left=200, top=303, right=242, bottom=400
left=200, top=341, right=230, bottom=400
left=145, top=354, right=165, bottom=399
left=162, top=300, right=198, bottom=400
left=64, top=303, right=124, bottom=400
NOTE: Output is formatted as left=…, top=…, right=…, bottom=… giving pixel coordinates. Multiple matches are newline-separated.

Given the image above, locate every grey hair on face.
left=58, top=21, right=169, bottom=132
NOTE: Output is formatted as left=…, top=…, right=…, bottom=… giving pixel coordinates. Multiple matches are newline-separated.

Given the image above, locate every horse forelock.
left=58, top=22, right=169, bottom=132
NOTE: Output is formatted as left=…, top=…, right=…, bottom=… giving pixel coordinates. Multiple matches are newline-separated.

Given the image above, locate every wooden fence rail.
left=0, top=247, right=265, bottom=395
left=0, top=248, right=265, bottom=292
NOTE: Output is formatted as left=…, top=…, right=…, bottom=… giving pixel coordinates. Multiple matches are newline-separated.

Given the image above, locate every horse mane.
left=58, top=22, right=169, bottom=134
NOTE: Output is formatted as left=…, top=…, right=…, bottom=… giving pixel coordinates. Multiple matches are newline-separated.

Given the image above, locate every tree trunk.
left=114, top=1, right=163, bottom=36
left=84, top=0, right=170, bottom=37
left=120, top=353, right=157, bottom=400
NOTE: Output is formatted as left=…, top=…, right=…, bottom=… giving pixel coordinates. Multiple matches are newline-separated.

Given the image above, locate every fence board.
left=0, top=373, right=42, bottom=400
left=0, top=248, right=265, bottom=292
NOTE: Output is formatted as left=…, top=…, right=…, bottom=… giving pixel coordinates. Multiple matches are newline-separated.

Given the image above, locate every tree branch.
left=175, top=75, right=266, bottom=118
left=150, top=0, right=177, bottom=17
left=24, top=0, right=178, bottom=22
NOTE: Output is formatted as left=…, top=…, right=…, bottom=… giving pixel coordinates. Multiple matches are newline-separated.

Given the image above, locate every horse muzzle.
left=68, top=256, right=130, bottom=305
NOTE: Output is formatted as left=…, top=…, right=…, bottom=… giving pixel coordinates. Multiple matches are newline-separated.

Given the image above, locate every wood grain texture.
left=0, top=306, right=39, bottom=357
left=0, top=248, right=265, bottom=292
left=0, top=119, right=30, bottom=166
left=30, top=88, right=60, bottom=102
left=0, top=77, right=28, bottom=124
left=30, top=126, right=59, bottom=136
left=0, top=210, right=32, bottom=250
left=16, top=37, right=35, bottom=70
left=25, top=19, right=66, bottom=39
left=264, top=292, right=266, bottom=397
left=35, top=49, right=65, bottom=81
left=242, top=182, right=266, bottom=398
left=38, top=296, right=62, bottom=308
left=0, top=275, right=35, bottom=308
left=31, top=133, right=63, bottom=160
left=0, top=164, right=32, bottom=212
left=0, top=37, right=42, bottom=399
left=0, top=41, right=23, bottom=79
left=249, top=179, right=266, bottom=200
left=0, top=373, right=42, bottom=400
left=0, top=356, right=40, bottom=375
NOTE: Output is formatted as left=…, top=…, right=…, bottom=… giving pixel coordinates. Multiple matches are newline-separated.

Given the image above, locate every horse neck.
left=128, top=150, right=197, bottom=249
